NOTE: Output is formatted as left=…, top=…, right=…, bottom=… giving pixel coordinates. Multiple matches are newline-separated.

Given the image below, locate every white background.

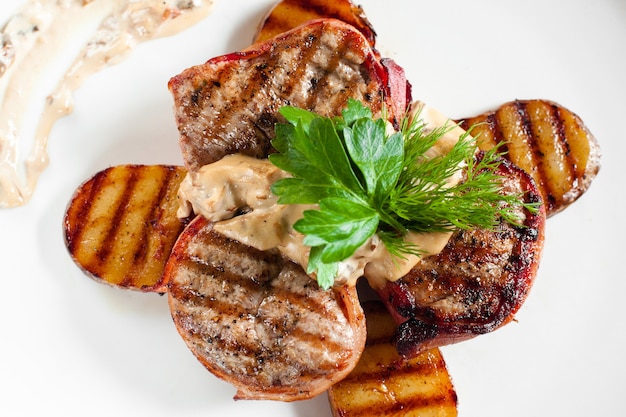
left=0, top=0, right=624, bottom=416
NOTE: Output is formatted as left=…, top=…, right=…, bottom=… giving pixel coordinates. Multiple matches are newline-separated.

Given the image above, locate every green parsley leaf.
left=344, top=118, right=404, bottom=204
left=278, top=106, right=318, bottom=131
left=270, top=111, right=363, bottom=204
left=295, top=198, right=379, bottom=263
left=307, top=246, right=339, bottom=291
left=341, top=98, right=373, bottom=126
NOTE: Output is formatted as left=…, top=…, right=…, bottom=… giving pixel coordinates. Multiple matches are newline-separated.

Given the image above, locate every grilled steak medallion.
left=374, top=155, right=546, bottom=357
left=165, top=215, right=366, bottom=401
left=168, top=18, right=409, bottom=173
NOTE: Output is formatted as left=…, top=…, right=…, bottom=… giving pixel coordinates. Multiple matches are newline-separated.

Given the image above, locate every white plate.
left=1, top=0, right=623, bottom=416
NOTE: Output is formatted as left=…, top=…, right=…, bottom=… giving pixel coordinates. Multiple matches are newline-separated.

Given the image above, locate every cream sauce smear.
left=0, top=0, right=213, bottom=208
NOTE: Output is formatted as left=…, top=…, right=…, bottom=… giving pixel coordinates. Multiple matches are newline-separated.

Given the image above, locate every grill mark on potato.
left=260, top=0, right=359, bottom=38
left=100, top=168, right=171, bottom=285
left=120, top=167, right=177, bottom=286
left=463, top=114, right=501, bottom=154
left=485, top=112, right=507, bottom=152
left=554, top=104, right=588, bottom=183
left=71, top=167, right=133, bottom=281
left=342, top=350, right=441, bottom=382
left=529, top=100, right=578, bottom=209
left=512, top=101, right=553, bottom=203
left=64, top=169, right=104, bottom=254
left=74, top=167, right=139, bottom=277
left=308, top=1, right=360, bottom=22
left=95, top=168, right=138, bottom=268
left=552, top=103, right=574, bottom=167
left=341, top=393, right=455, bottom=417
left=479, top=101, right=551, bottom=211
left=556, top=104, right=592, bottom=180
left=64, top=168, right=110, bottom=258
left=522, top=101, right=563, bottom=210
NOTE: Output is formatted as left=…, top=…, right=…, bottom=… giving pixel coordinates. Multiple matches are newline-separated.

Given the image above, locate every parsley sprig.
left=269, top=99, right=536, bottom=289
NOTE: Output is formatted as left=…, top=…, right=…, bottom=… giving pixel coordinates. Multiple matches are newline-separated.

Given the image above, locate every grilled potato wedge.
left=64, top=164, right=189, bottom=293
left=253, top=0, right=376, bottom=46
left=459, top=99, right=601, bottom=217
left=328, top=301, right=458, bottom=417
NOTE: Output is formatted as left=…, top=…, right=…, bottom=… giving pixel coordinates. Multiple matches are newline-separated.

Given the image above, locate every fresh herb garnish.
left=269, top=99, right=537, bottom=289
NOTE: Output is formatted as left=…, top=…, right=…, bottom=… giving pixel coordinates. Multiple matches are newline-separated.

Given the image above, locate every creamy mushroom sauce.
left=178, top=102, right=470, bottom=288
left=0, top=0, right=213, bottom=208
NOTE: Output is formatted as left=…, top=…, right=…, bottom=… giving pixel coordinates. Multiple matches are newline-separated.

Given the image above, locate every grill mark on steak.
left=275, top=33, right=320, bottom=102
left=183, top=237, right=283, bottom=284
left=304, top=33, right=346, bottom=110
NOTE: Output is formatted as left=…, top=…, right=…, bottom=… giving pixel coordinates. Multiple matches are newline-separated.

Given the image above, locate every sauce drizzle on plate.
left=0, top=0, right=213, bottom=207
